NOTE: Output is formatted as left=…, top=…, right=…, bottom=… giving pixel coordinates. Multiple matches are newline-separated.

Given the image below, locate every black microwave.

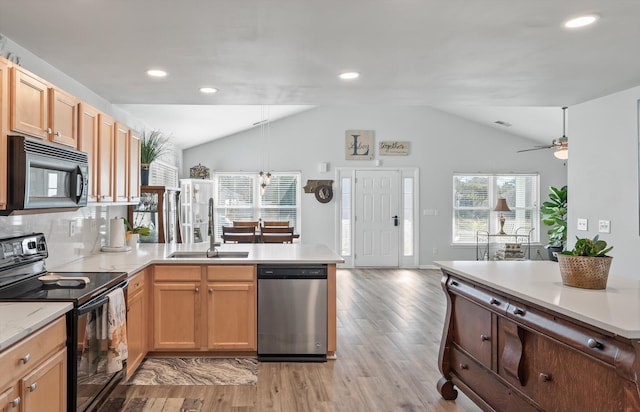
left=3, top=135, right=89, bottom=215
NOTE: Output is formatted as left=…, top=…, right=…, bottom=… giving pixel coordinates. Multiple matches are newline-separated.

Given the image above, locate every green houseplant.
left=140, top=129, right=171, bottom=185
left=557, top=235, right=613, bottom=289
left=540, top=185, right=567, bottom=261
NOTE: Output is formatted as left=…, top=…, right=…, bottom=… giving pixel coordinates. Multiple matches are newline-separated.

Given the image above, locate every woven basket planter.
left=556, top=254, right=613, bottom=290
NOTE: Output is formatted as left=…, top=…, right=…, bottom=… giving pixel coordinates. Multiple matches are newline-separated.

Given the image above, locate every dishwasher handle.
left=258, top=265, right=327, bottom=279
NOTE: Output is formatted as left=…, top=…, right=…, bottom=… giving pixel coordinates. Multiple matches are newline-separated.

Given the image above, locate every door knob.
left=392, top=215, right=399, bottom=226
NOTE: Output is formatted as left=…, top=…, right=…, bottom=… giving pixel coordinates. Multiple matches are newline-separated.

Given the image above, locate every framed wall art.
left=345, top=130, right=374, bottom=160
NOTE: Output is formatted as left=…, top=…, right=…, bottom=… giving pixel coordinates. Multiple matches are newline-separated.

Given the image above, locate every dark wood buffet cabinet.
left=437, top=268, right=640, bottom=411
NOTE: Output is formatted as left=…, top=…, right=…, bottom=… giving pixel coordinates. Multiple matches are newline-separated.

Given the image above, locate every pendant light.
left=258, top=106, right=272, bottom=196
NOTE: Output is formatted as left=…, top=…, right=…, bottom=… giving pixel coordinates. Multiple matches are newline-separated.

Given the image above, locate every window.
left=453, top=173, right=539, bottom=244
left=214, top=172, right=301, bottom=242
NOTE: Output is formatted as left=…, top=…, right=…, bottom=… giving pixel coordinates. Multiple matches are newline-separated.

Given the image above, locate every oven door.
left=75, top=284, right=127, bottom=411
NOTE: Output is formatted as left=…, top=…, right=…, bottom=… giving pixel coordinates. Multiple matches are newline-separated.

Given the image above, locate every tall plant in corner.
left=540, top=185, right=567, bottom=261
left=140, top=129, right=171, bottom=185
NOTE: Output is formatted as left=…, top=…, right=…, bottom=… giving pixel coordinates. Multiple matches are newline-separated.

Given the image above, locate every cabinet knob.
left=208, top=288, right=213, bottom=293
left=459, top=363, right=469, bottom=370
left=489, top=297, right=500, bottom=305
left=195, top=287, right=199, bottom=293
left=28, top=382, right=37, bottom=392
left=21, top=353, right=30, bottom=364
left=47, top=128, right=52, bottom=134
left=480, top=334, right=490, bottom=342
left=55, top=131, right=61, bottom=137
left=450, top=280, right=459, bottom=287
left=11, top=397, right=20, bottom=407
left=538, top=373, right=552, bottom=383
left=587, top=338, right=603, bottom=349
left=513, top=307, right=525, bottom=316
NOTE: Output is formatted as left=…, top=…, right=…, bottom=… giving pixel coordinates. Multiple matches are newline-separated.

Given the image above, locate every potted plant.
left=540, top=185, right=567, bottom=261
left=124, top=218, right=151, bottom=246
left=557, top=235, right=613, bottom=289
left=140, top=129, right=171, bottom=185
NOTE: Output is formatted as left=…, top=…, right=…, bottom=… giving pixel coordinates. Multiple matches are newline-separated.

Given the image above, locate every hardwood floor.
left=103, top=268, right=480, bottom=411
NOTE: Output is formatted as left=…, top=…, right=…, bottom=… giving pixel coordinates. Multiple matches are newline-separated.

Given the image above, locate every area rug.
left=126, top=357, right=258, bottom=385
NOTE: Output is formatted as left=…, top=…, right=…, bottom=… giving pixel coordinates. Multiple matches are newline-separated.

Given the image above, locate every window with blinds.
left=214, top=172, right=301, bottom=241
left=453, top=173, right=539, bottom=243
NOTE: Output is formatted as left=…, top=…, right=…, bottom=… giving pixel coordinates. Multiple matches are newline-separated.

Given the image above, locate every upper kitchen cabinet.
left=114, top=122, right=129, bottom=202
left=97, top=113, right=115, bottom=202
left=10, top=66, right=49, bottom=139
left=0, top=59, right=9, bottom=210
left=129, top=130, right=141, bottom=203
left=78, top=103, right=99, bottom=202
left=49, top=87, right=78, bottom=148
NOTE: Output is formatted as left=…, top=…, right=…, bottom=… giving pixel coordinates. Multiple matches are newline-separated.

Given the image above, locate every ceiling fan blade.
left=517, top=145, right=554, bottom=153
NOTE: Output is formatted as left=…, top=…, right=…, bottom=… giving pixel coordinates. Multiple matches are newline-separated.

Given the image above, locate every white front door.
left=354, top=170, right=400, bottom=267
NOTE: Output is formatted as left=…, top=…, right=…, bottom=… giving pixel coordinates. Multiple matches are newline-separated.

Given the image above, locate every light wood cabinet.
left=206, top=266, right=256, bottom=350
left=151, top=264, right=256, bottom=352
left=0, top=316, right=67, bottom=412
left=77, top=102, right=99, bottom=202
left=114, top=122, right=129, bottom=202
left=48, top=87, right=78, bottom=148
left=97, top=113, right=114, bottom=202
left=438, top=271, right=640, bottom=411
left=10, top=66, right=49, bottom=139
left=128, top=130, right=141, bottom=203
left=0, top=58, right=9, bottom=211
left=126, top=269, right=148, bottom=378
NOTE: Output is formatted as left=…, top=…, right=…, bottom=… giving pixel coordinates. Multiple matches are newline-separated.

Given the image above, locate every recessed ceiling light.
left=200, top=87, right=218, bottom=94
left=564, top=14, right=599, bottom=29
left=339, top=72, right=360, bottom=80
left=146, top=69, right=167, bottom=78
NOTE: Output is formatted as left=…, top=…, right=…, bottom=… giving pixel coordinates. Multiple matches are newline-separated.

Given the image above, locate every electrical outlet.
left=69, top=221, right=76, bottom=237
left=577, top=218, right=588, bottom=231
left=598, top=220, right=611, bottom=233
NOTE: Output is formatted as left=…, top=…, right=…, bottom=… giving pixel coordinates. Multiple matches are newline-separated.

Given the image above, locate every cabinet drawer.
left=451, top=348, right=538, bottom=412
left=128, top=271, right=145, bottom=296
left=154, top=265, right=201, bottom=282
left=0, top=316, right=66, bottom=388
left=206, top=265, right=254, bottom=282
left=447, top=276, right=508, bottom=314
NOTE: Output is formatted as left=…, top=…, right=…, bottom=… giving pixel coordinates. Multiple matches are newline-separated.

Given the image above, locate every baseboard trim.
left=419, top=264, right=441, bottom=270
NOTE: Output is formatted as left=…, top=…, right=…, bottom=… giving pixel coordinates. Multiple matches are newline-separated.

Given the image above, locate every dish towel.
left=106, top=288, right=128, bottom=373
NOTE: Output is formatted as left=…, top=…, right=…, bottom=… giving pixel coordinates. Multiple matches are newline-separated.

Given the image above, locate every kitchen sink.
left=167, top=251, right=250, bottom=259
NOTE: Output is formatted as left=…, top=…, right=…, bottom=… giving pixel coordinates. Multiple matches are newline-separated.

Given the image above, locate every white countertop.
left=49, top=243, right=344, bottom=275
left=435, top=260, right=640, bottom=340
left=0, top=302, right=73, bottom=350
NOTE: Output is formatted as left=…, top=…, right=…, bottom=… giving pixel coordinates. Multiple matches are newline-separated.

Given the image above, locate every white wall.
left=570, top=86, right=640, bottom=278
left=183, top=106, right=567, bottom=267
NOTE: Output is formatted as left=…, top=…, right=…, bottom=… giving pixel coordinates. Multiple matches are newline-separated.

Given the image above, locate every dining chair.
left=233, top=221, right=259, bottom=229
left=261, top=221, right=289, bottom=228
left=222, top=226, right=257, bottom=243
left=260, top=226, right=294, bottom=243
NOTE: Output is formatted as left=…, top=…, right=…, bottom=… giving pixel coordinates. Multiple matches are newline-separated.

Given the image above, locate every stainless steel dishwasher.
left=257, top=264, right=327, bottom=362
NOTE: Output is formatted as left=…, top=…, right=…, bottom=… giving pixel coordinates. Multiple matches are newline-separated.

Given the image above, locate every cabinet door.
left=207, top=282, right=256, bottom=350
left=97, top=113, right=114, bottom=202
left=20, top=348, right=66, bottom=412
left=128, top=130, right=141, bottom=202
left=114, top=122, right=129, bottom=202
left=49, top=88, right=78, bottom=148
left=127, top=284, right=146, bottom=377
left=0, top=385, right=20, bottom=412
left=10, top=67, right=49, bottom=139
left=0, top=59, right=9, bottom=210
left=78, top=103, right=99, bottom=202
left=153, top=282, right=201, bottom=350
left=452, top=296, right=493, bottom=368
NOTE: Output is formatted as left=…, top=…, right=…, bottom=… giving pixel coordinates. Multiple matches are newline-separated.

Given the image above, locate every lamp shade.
left=494, top=198, right=511, bottom=212
left=554, top=147, right=569, bottom=160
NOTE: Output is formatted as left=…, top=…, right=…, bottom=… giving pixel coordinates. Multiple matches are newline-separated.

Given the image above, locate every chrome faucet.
left=207, top=197, right=219, bottom=256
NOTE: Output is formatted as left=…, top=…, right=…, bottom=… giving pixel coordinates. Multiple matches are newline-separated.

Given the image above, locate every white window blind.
left=453, top=173, right=539, bottom=244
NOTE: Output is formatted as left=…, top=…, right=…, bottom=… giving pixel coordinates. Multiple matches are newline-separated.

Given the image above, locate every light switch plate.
left=598, top=220, right=611, bottom=233
left=577, top=218, right=588, bottom=231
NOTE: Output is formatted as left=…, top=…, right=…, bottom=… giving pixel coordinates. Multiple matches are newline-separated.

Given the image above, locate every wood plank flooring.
left=102, top=268, right=481, bottom=412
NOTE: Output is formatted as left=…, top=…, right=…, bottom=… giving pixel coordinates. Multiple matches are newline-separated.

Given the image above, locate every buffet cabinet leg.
left=437, top=376, right=458, bottom=400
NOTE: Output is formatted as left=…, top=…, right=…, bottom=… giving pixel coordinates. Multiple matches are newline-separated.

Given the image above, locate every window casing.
left=453, top=173, right=539, bottom=244
left=213, top=172, right=301, bottom=242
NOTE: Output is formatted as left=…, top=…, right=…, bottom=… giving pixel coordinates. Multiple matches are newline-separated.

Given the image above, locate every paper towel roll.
left=109, top=218, right=126, bottom=248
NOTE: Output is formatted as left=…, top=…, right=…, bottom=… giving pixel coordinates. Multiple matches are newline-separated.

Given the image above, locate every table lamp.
left=494, top=198, right=511, bottom=234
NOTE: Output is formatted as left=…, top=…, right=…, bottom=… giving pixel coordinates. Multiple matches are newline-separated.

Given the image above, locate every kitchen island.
left=435, top=260, right=640, bottom=412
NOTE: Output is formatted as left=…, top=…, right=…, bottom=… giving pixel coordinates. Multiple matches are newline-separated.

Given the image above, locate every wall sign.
left=345, top=130, right=374, bottom=160
left=304, top=180, right=334, bottom=203
left=379, top=141, right=410, bottom=156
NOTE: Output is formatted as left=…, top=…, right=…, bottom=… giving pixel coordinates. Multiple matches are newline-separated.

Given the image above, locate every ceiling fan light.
left=554, top=147, right=569, bottom=160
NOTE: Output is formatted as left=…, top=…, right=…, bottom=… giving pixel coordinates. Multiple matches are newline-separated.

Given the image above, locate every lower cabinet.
left=151, top=264, right=256, bottom=352
left=126, top=269, right=148, bottom=377
left=0, top=316, right=67, bottom=412
left=438, top=272, right=640, bottom=411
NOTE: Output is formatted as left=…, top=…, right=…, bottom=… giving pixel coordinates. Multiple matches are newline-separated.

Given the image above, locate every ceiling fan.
left=518, top=107, right=569, bottom=160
